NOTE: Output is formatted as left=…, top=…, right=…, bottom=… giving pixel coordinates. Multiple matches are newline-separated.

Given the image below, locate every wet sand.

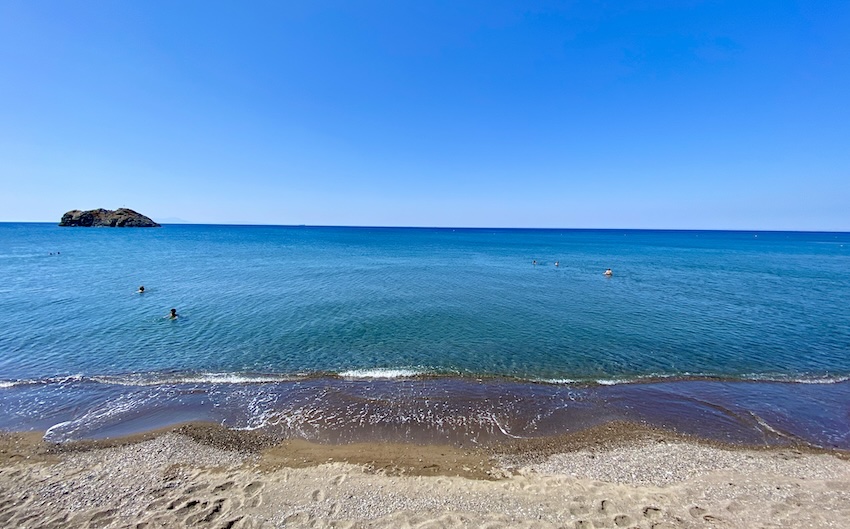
left=2, top=422, right=850, bottom=528
left=11, top=377, right=848, bottom=452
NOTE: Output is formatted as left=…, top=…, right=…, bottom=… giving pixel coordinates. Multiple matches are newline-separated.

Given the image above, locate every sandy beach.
left=2, top=423, right=849, bottom=529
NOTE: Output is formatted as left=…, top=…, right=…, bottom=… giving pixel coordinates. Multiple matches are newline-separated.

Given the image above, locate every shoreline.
left=5, top=368, right=850, bottom=389
left=2, top=422, right=849, bottom=528
left=20, top=419, right=850, bottom=461
left=5, top=376, right=848, bottom=450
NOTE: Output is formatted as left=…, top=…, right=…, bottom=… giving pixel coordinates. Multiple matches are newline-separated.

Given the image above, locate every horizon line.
left=1, top=220, right=848, bottom=234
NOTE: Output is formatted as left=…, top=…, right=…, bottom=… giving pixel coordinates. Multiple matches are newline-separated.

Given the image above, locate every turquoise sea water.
left=1, top=223, right=849, bottom=447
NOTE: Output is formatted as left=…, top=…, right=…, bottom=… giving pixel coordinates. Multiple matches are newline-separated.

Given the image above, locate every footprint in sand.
left=569, top=502, right=592, bottom=516
left=332, top=474, right=347, bottom=486
left=613, top=514, right=633, bottom=527
left=244, top=481, right=263, bottom=496
left=213, top=481, right=235, bottom=493
left=599, top=499, right=615, bottom=514
left=185, top=497, right=226, bottom=525
left=184, top=484, right=208, bottom=494
left=87, top=508, right=117, bottom=528
left=219, top=515, right=245, bottom=529
left=172, top=499, right=203, bottom=517
left=311, top=488, right=326, bottom=502
left=574, top=520, right=594, bottom=529
left=327, top=501, right=342, bottom=517
left=689, top=505, right=707, bottom=518
left=242, top=481, right=265, bottom=507
left=246, top=492, right=264, bottom=508
left=43, top=514, right=70, bottom=526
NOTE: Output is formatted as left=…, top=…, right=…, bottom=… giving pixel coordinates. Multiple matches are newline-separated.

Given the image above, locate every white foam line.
left=748, top=412, right=795, bottom=441
left=595, top=378, right=630, bottom=386
left=338, top=368, right=422, bottom=379
left=43, top=421, right=74, bottom=441
left=792, top=377, right=850, bottom=384
left=490, top=414, right=527, bottom=439
left=537, top=378, right=577, bottom=385
left=741, top=374, right=850, bottom=384
left=539, top=373, right=686, bottom=386
left=90, top=373, right=296, bottom=386
left=175, top=374, right=295, bottom=384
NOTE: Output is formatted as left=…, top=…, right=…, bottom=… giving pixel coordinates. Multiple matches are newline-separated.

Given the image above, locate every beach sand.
left=2, top=423, right=849, bottom=528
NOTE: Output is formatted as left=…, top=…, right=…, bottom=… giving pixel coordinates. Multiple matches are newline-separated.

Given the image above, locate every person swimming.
left=532, top=260, right=537, bottom=266
left=554, top=261, right=560, bottom=267
left=137, top=286, right=145, bottom=293
left=604, top=268, right=613, bottom=276
left=169, top=308, right=177, bottom=319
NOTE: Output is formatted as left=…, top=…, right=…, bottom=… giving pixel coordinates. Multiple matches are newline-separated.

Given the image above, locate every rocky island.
left=59, top=208, right=161, bottom=227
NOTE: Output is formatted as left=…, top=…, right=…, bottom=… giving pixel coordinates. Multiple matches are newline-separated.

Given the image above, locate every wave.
left=3, top=370, right=850, bottom=390
left=536, top=372, right=850, bottom=386
left=740, top=373, right=850, bottom=384
left=89, top=372, right=301, bottom=386
left=337, top=368, right=424, bottom=379
left=0, top=375, right=86, bottom=388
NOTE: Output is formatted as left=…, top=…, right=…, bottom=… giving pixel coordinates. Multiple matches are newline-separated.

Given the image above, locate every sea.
left=1, top=223, right=849, bottom=449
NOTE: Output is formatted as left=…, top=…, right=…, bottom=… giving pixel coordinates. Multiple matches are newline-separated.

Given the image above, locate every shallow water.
left=1, top=224, right=849, bottom=447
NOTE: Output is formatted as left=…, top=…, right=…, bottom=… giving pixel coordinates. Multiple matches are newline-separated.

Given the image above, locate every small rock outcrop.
left=59, top=208, right=161, bottom=227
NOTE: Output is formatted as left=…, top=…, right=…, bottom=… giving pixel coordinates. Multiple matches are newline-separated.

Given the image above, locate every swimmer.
left=554, top=261, right=559, bottom=267
left=169, top=308, right=177, bottom=319
left=137, top=286, right=145, bottom=293
left=604, top=268, right=613, bottom=276
left=532, top=260, right=537, bottom=266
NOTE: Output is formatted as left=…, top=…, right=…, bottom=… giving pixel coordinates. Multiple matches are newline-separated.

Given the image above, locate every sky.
left=1, top=1, right=848, bottom=230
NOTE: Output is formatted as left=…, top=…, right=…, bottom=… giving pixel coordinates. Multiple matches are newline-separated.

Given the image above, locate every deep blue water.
left=1, top=223, right=849, bottom=447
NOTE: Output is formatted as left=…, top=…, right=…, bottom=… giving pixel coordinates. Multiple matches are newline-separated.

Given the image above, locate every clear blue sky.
left=1, top=1, right=848, bottom=229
